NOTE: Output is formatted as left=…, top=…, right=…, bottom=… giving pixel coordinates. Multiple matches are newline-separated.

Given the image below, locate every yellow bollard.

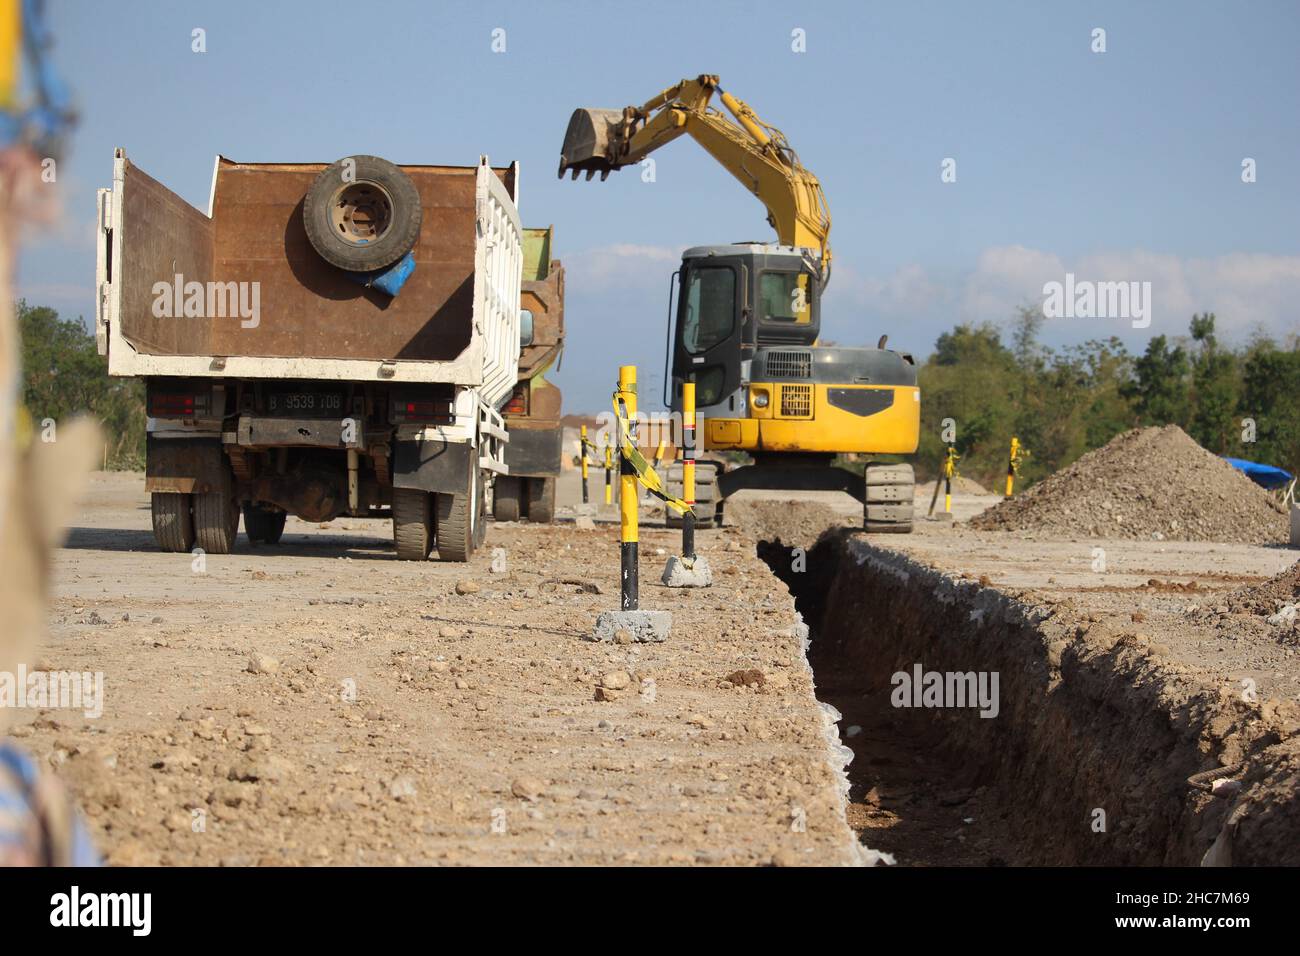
left=944, top=444, right=959, bottom=514
left=682, top=382, right=697, bottom=559
left=617, top=366, right=639, bottom=610
left=603, top=435, right=612, bottom=505
left=580, top=424, right=590, bottom=504
left=1005, top=437, right=1021, bottom=497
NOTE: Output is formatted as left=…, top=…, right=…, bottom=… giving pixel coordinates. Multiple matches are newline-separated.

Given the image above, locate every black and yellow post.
left=603, top=435, right=612, bottom=505
left=1005, top=437, right=1023, bottom=497
left=618, top=365, right=639, bottom=611
left=944, top=444, right=959, bottom=514
left=927, top=444, right=960, bottom=517
left=580, top=424, right=590, bottom=504
left=681, top=381, right=697, bottom=561
left=594, top=363, right=673, bottom=641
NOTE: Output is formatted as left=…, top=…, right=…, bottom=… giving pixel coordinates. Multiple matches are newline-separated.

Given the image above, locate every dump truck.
left=95, top=148, right=523, bottom=561
left=493, top=227, right=565, bottom=523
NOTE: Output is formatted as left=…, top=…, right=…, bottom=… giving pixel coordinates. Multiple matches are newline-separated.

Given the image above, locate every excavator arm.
left=558, top=74, right=832, bottom=278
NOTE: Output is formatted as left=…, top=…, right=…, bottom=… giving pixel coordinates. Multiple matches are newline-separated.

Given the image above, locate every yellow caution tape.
left=612, top=392, right=693, bottom=517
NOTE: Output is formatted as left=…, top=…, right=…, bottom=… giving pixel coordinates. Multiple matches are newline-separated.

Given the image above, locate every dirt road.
left=17, top=471, right=861, bottom=866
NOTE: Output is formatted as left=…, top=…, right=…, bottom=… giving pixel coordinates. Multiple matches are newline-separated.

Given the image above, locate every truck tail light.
left=150, top=391, right=211, bottom=417
left=504, top=385, right=528, bottom=416
left=393, top=399, right=454, bottom=424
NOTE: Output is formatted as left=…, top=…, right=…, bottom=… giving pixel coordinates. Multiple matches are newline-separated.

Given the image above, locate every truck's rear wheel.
left=436, top=460, right=481, bottom=562
left=493, top=476, right=522, bottom=522
left=525, top=476, right=556, bottom=524
left=864, top=463, right=915, bottom=534
left=243, top=503, right=286, bottom=544
left=151, top=493, right=194, bottom=552
left=194, top=487, right=240, bottom=554
left=393, top=488, right=434, bottom=560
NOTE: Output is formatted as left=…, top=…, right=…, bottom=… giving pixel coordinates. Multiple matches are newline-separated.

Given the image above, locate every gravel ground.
left=12, top=471, right=863, bottom=867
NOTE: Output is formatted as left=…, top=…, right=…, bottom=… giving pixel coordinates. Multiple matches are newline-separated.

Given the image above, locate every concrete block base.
left=660, top=554, right=713, bottom=588
left=591, top=609, right=672, bottom=643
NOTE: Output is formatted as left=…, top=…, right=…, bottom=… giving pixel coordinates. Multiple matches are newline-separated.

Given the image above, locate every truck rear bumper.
left=234, top=415, right=364, bottom=449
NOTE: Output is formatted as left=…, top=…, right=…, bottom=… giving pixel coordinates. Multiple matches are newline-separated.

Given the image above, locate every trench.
left=754, top=529, right=1295, bottom=866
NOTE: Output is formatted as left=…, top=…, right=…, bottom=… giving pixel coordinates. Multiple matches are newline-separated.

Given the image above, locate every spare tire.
left=303, top=155, right=422, bottom=272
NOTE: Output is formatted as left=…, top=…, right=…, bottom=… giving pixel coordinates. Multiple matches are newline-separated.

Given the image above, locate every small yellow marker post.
left=1005, top=437, right=1022, bottom=497
left=603, top=434, right=612, bottom=505
left=660, top=379, right=711, bottom=588
left=681, top=382, right=697, bottom=561
left=944, top=445, right=959, bottom=514
left=580, top=424, right=590, bottom=504
left=618, top=365, right=639, bottom=611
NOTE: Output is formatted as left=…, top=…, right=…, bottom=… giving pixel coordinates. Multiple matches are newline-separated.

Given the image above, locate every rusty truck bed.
left=113, top=155, right=517, bottom=364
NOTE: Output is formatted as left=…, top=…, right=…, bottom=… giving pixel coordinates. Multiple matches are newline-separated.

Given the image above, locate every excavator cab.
left=667, top=243, right=918, bottom=462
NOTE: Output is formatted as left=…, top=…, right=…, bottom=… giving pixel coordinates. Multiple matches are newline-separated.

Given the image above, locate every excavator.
left=558, top=75, right=919, bottom=531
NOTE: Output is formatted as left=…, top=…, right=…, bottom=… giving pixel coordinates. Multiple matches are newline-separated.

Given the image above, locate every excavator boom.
left=558, top=75, right=832, bottom=277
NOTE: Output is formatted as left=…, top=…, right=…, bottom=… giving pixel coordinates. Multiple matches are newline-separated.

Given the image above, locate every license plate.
left=268, top=391, right=344, bottom=417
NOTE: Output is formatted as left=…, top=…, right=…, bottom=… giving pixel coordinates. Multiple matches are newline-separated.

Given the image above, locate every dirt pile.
left=970, top=425, right=1287, bottom=543
left=1220, top=561, right=1300, bottom=614
left=726, top=498, right=848, bottom=546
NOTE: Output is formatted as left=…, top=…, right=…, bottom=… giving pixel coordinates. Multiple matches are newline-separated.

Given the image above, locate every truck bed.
left=98, top=150, right=521, bottom=395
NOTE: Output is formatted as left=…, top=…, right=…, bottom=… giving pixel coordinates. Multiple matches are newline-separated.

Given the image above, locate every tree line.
left=917, top=308, right=1300, bottom=489
left=17, top=301, right=145, bottom=468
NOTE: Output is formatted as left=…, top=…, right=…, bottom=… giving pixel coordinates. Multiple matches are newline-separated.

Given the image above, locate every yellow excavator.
left=559, top=74, right=919, bottom=532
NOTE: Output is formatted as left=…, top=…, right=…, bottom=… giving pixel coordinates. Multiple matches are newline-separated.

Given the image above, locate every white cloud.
left=959, top=245, right=1065, bottom=320
left=950, top=245, right=1300, bottom=340
left=564, top=243, right=686, bottom=293
left=826, top=261, right=949, bottom=318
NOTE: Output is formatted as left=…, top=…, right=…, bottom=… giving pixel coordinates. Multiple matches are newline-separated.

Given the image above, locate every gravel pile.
left=1219, top=561, right=1300, bottom=617
left=969, top=425, right=1288, bottom=543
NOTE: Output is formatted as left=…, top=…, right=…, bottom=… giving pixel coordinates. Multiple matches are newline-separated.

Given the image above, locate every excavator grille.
left=766, top=350, right=812, bottom=379
left=780, top=384, right=812, bottom=418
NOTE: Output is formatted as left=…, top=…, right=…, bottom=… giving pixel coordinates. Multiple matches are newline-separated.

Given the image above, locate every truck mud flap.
left=145, top=436, right=226, bottom=494
left=502, top=426, right=562, bottom=477
left=394, top=436, right=473, bottom=495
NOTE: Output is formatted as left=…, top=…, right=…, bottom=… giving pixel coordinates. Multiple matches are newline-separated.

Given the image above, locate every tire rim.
left=329, top=180, right=394, bottom=246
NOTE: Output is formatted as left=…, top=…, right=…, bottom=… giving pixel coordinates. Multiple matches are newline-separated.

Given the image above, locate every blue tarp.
left=1223, top=456, right=1294, bottom=490
left=343, top=250, right=416, bottom=298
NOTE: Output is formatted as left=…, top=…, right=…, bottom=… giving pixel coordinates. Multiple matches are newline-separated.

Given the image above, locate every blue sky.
left=16, top=0, right=1300, bottom=412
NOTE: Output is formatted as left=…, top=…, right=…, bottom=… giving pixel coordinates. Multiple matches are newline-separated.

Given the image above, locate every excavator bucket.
left=557, top=108, right=626, bottom=180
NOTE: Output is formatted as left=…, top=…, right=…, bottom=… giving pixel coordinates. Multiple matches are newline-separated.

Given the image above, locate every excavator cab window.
left=758, top=271, right=812, bottom=325
left=681, top=266, right=736, bottom=354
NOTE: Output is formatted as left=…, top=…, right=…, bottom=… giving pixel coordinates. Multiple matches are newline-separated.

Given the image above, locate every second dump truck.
left=493, top=227, right=565, bottom=523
